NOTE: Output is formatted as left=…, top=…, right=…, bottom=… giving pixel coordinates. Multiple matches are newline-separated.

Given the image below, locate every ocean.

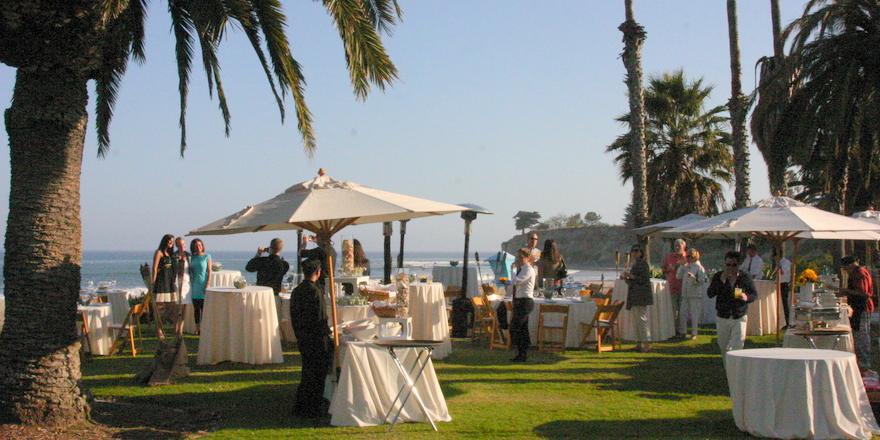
left=0, top=250, right=617, bottom=296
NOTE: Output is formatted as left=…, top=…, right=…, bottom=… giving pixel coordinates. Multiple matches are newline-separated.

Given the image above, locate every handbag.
left=556, top=259, right=568, bottom=280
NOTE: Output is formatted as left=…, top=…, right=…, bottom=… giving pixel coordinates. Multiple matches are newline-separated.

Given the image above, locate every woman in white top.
left=174, top=237, right=192, bottom=335
left=510, top=248, right=536, bottom=362
left=676, top=248, right=707, bottom=340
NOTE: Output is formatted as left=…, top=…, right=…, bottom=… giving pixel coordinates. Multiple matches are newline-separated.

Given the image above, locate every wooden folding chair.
left=77, top=310, right=92, bottom=356
left=108, top=301, right=148, bottom=356
left=470, top=296, right=495, bottom=341
left=490, top=301, right=512, bottom=350
left=580, top=300, right=624, bottom=352
left=537, top=304, right=570, bottom=353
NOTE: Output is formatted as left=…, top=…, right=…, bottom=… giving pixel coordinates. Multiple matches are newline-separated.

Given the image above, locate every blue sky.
left=0, top=1, right=806, bottom=252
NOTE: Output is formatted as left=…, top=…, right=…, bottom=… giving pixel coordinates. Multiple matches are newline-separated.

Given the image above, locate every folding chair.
left=537, top=304, right=570, bottom=353
left=470, top=296, right=494, bottom=341
left=108, top=302, right=148, bottom=356
left=580, top=300, right=624, bottom=352
left=489, top=301, right=512, bottom=350
left=77, top=310, right=92, bottom=356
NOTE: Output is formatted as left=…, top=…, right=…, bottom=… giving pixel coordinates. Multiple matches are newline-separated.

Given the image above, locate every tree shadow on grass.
left=533, top=410, right=747, bottom=439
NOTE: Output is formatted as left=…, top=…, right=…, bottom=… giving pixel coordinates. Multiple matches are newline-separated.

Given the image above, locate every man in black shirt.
left=707, top=250, right=757, bottom=365
left=245, top=238, right=290, bottom=294
left=291, top=259, right=332, bottom=418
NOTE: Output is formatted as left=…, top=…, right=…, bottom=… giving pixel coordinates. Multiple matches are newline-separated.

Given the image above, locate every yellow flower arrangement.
left=796, top=268, right=819, bottom=286
left=498, top=277, right=509, bottom=285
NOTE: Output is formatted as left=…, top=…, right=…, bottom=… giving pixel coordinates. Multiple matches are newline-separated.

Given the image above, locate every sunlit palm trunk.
left=0, top=68, right=89, bottom=424
left=727, top=0, right=750, bottom=208
left=620, top=0, right=649, bottom=227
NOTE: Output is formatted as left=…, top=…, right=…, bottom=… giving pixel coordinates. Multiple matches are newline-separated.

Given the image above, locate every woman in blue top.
left=189, top=238, right=212, bottom=332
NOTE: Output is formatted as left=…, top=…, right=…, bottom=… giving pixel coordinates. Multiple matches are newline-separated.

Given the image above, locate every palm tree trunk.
left=727, top=0, right=751, bottom=208
left=620, top=0, right=649, bottom=227
left=0, top=68, right=90, bottom=424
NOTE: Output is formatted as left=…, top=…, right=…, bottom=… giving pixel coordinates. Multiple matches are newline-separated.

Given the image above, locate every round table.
left=612, top=279, right=675, bottom=341
left=408, top=283, right=451, bottom=359
left=726, top=348, right=879, bottom=439
left=209, top=270, right=242, bottom=288
left=431, top=266, right=484, bottom=298
left=197, top=286, right=284, bottom=365
left=78, top=303, right=114, bottom=355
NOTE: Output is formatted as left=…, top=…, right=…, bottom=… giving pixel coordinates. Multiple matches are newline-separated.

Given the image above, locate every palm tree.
left=608, top=71, right=734, bottom=223
left=0, top=0, right=400, bottom=425
left=619, top=0, right=650, bottom=227
left=751, top=0, right=791, bottom=196
left=780, top=0, right=880, bottom=214
left=726, top=0, right=751, bottom=208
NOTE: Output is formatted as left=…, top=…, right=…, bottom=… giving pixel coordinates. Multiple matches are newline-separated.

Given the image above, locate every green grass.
left=82, top=329, right=783, bottom=439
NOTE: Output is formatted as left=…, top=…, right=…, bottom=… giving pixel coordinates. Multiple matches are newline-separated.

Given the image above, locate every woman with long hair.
left=623, top=244, right=653, bottom=352
left=151, top=234, right=176, bottom=338
left=189, top=238, right=212, bottom=332
left=537, top=239, right=566, bottom=290
left=352, top=239, right=370, bottom=276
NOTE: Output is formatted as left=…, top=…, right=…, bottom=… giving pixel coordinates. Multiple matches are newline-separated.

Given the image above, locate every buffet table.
left=612, top=279, right=675, bottom=341
left=492, top=297, right=597, bottom=348
left=726, top=348, right=879, bottom=439
left=197, top=286, right=283, bottom=365
left=431, top=266, right=483, bottom=298
left=78, top=303, right=114, bottom=355
left=408, top=283, right=451, bottom=359
left=329, top=341, right=451, bottom=427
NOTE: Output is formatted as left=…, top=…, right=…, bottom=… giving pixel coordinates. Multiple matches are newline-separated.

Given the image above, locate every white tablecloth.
left=783, top=307, right=853, bottom=352
left=726, top=348, right=879, bottom=439
left=0, top=295, right=5, bottom=332
left=197, top=286, right=284, bottom=365
left=338, top=305, right=374, bottom=324
left=330, top=341, right=451, bottom=427
left=408, top=283, right=451, bottom=359
left=104, top=290, right=129, bottom=325
left=277, top=294, right=296, bottom=343
left=209, top=270, right=242, bottom=288
left=431, top=266, right=483, bottom=298
left=78, top=303, right=114, bottom=355
left=492, top=297, right=597, bottom=348
left=613, top=279, right=675, bottom=341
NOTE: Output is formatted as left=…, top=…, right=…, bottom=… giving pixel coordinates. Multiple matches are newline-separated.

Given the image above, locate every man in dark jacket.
left=708, top=250, right=757, bottom=364
left=291, top=259, right=332, bottom=418
left=245, top=238, right=289, bottom=294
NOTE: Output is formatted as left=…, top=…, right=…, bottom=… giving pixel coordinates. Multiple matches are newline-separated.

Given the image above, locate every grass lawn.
left=73, top=327, right=796, bottom=439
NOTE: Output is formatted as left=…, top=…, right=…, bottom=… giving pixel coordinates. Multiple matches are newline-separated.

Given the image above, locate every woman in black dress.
left=151, top=234, right=177, bottom=297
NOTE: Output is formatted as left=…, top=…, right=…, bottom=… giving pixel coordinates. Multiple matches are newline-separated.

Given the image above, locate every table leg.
left=384, top=348, right=438, bottom=432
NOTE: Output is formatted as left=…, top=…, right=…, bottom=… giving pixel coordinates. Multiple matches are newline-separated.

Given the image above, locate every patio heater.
left=452, top=209, right=479, bottom=337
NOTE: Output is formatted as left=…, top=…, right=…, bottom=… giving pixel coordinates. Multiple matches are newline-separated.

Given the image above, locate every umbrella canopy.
left=189, top=171, right=468, bottom=236
left=632, top=213, right=707, bottom=237
left=667, top=196, right=880, bottom=238
left=797, top=230, right=880, bottom=240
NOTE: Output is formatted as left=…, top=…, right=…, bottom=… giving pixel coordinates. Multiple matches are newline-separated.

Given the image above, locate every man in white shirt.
left=739, top=244, right=764, bottom=280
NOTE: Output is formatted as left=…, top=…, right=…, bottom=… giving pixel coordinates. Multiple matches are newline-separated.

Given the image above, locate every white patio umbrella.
left=632, top=213, right=707, bottom=265
left=667, top=196, right=880, bottom=340
left=189, top=169, right=468, bottom=366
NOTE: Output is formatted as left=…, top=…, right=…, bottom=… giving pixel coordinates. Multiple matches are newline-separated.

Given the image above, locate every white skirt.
left=180, top=274, right=192, bottom=305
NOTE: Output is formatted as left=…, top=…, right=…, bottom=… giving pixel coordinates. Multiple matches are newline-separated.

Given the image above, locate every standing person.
left=676, top=249, right=707, bottom=340
left=776, top=253, right=792, bottom=329
left=151, top=234, right=176, bottom=339
left=623, top=244, right=653, bottom=352
left=525, top=232, right=542, bottom=262
left=739, top=244, right=764, bottom=280
left=708, top=251, right=757, bottom=365
left=246, top=238, right=290, bottom=294
left=291, top=260, right=332, bottom=418
left=537, top=239, right=567, bottom=290
left=173, top=237, right=192, bottom=335
left=838, top=256, right=875, bottom=370
left=352, top=239, right=371, bottom=276
left=664, top=239, right=688, bottom=339
left=189, top=238, right=212, bottom=332
left=510, top=248, right=537, bottom=362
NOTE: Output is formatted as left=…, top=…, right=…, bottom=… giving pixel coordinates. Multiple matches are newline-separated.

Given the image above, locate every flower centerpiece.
left=233, top=276, right=247, bottom=289
left=797, top=268, right=819, bottom=286
left=498, top=277, right=509, bottom=285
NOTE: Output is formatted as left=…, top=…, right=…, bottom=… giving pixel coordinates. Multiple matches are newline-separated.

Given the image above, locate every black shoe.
left=510, top=355, right=527, bottom=362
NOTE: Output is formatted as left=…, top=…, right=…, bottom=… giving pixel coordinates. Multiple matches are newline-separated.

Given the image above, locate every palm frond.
left=169, top=0, right=196, bottom=155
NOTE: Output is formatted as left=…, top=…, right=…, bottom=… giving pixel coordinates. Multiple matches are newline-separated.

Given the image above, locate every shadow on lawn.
left=533, top=409, right=747, bottom=438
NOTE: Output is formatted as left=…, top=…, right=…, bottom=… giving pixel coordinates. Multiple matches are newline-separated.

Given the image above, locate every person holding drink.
left=622, top=244, right=653, bottom=352
left=707, top=250, right=757, bottom=365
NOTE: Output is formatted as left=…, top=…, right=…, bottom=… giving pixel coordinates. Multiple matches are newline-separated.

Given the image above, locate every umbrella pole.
left=791, top=239, right=799, bottom=319
left=775, top=240, right=782, bottom=344
left=383, top=222, right=393, bottom=284
left=296, top=230, right=303, bottom=277
left=326, top=255, right=341, bottom=373
left=398, top=220, right=408, bottom=269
